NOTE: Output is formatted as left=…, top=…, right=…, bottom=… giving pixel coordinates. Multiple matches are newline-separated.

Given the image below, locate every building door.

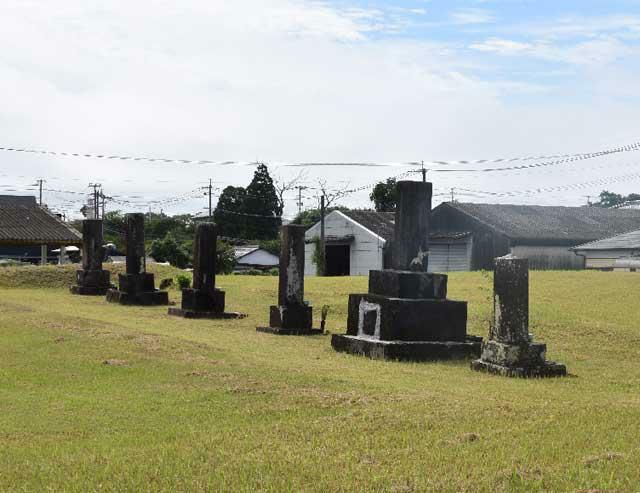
left=325, top=244, right=350, bottom=276
left=429, top=241, right=471, bottom=272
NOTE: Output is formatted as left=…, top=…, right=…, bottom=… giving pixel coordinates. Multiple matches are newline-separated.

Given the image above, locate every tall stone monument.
left=331, top=181, right=482, bottom=360
left=471, top=256, right=567, bottom=377
left=70, top=219, right=112, bottom=295
left=168, top=222, right=245, bottom=319
left=257, top=224, right=322, bottom=335
left=106, top=213, right=169, bottom=306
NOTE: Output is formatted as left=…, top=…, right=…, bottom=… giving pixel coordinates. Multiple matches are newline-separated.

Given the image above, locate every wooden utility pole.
left=320, top=194, right=326, bottom=276
left=89, top=183, right=101, bottom=219
left=421, top=161, right=426, bottom=183
left=208, top=179, right=213, bottom=219
left=296, top=186, right=307, bottom=215
left=35, top=179, right=45, bottom=206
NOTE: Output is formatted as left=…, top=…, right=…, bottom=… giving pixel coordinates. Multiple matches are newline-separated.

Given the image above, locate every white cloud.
left=450, top=8, right=495, bottom=25
left=0, top=0, right=638, bottom=215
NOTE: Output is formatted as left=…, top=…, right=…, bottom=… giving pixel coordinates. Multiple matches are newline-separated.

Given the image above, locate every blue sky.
left=1, top=0, right=639, bottom=216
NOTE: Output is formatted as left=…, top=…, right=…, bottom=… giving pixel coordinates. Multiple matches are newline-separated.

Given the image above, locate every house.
left=303, top=210, right=468, bottom=276
left=234, top=245, right=279, bottom=271
left=0, top=195, right=81, bottom=264
left=303, top=203, right=640, bottom=275
left=571, top=229, right=640, bottom=270
left=431, top=203, right=640, bottom=270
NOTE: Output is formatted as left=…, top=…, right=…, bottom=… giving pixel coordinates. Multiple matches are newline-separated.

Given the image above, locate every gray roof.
left=572, top=229, right=640, bottom=251
left=341, top=210, right=395, bottom=240
left=0, top=195, right=81, bottom=246
left=437, top=202, right=640, bottom=245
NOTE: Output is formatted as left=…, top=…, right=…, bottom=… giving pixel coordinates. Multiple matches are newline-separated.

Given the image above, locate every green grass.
left=0, top=268, right=639, bottom=491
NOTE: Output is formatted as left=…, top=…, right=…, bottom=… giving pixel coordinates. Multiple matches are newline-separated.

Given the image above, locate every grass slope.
left=0, top=269, right=639, bottom=491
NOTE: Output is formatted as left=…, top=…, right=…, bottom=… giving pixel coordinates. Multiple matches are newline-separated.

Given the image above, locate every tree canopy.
left=369, top=178, right=398, bottom=212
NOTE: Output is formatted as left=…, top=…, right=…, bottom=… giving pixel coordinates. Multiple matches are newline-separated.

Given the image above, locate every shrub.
left=176, top=274, right=191, bottom=289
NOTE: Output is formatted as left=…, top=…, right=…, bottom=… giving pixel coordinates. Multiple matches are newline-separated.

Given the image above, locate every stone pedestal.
left=70, top=219, right=112, bottom=295
left=257, top=225, right=322, bottom=335
left=332, top=270, right=481, bottom=360
left=471, top=256, right=566, bottom=377
left=168, top=222, right=245, bottom=319
left=106, top=213, right=168, bottom=306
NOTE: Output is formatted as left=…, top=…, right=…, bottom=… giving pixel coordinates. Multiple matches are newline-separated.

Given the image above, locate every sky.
left=1, top=0, right=640, bottom=218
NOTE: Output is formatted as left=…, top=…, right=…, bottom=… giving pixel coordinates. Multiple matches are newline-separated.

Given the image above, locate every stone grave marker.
left=106, top=213, right=169, bottom=306
left=471, top=255, right=567, bottom=377
left=331, top=180, right=482, bottom=361
left=168, top=222, right=245, bottom=319
left=70, top=219, right=112, bottom=295
left=257, top=224, right=322, bottom=335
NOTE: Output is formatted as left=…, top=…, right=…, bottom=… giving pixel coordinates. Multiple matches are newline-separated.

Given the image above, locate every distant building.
left=0, top=195, right=81, bottom=264
left=572, top=229, right=640, bottom=270
left=234, top=245, right=279, bottom=271
left=303, top=204, right=640, bottom=275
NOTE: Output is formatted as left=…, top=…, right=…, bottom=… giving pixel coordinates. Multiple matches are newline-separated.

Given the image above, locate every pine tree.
left=243, top=164, right=282, bottom=239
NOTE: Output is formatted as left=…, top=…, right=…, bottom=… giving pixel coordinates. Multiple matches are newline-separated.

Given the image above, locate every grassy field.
left=0, top=266, right=639, bottom=492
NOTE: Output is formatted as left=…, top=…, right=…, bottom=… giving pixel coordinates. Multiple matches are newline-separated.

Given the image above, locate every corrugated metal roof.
left=234, top=245, right=260, bottom=259
left=573, top=229, right=640, bottom=251
left=439, top=202, right=640, bottom=244
left=0, top=195, right=82, bottom=246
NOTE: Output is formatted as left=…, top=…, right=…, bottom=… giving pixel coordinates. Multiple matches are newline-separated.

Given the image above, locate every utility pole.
left=421, top=161, right=426, bottom=183
left=35, top=179, right=45, bottom=206
left=208, top=178, right=213, bottom=219
left=320, top=194, right=326, bottom=277
left=89, top=183, right=101, bottom=219
left=296, top=186, right=308, bottom=215
left=100, top=191, right=106, bottom=218
left=451, top=187, right=455, bottom=202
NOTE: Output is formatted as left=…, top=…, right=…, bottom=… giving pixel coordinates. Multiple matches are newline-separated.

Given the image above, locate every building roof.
left=436, top=202, right=640, bottom=245
left=0, top=195, right=82, bottom=246
left=341, top=210, right=395, bottom=240
left=234, top=245, right=261, bottom=259
left=572, top=229, right=640, bottom=251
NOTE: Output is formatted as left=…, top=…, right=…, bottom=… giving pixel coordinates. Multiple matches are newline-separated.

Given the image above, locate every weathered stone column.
left=192, top=222, right=217, bottom=292
left=278, top=225, right=306, bottom=306
left=106, top=213, right=168, bottom=305
left=168, top=222, right=244, bottom=318
left=70, top=219, right=111, bottom=295
left=471, top=255, right=566, bottom=377
left=491, top=256, right=529, bottom=343
left=257, top=224, right=321, bottom=335
left=125, top=213, right=145, bottom=275
left=392, top=181, right=432, bottom=272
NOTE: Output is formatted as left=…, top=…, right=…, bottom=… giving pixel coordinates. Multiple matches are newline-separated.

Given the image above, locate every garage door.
left=429, top=242, right=471, bottom=273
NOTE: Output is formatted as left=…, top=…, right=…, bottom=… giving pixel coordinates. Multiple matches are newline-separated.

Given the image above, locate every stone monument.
left=70, top=219, right=112, bottom=295
left=331, top=181, right=482, bottom=360
left=106, top=213, right=169, bottom=306
left=168, top=222, right=245, bottom=319
left=471, top=256, right=567, bottom=377
left=257, top=224, right=322, bottom=335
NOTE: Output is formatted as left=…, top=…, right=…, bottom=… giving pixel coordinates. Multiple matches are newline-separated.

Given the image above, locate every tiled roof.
left=438, top=202, right=640, bottom=244
left=341, top=210, right=395, bottom=240
left=0, top=195, right=82, bottom=246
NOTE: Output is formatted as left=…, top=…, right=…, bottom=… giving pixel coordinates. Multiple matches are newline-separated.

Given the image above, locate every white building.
left=572, top=229, right=640, bottom=270
left=234, top=245, right=279, bottom=271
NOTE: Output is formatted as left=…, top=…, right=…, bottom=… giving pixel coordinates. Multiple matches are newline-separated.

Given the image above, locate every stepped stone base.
left=331, top=334, right=482, bottom=361
left=256, top=326, right=323, bottom=336
left=70, top=285, right=110, bottom=296
left=106, top=288, right=169, bottom=306
left=168, top=307, right=246, bottom=319
left=470, top=359, right=567, bottom=378
left=70, top=269, right=111, bottom=296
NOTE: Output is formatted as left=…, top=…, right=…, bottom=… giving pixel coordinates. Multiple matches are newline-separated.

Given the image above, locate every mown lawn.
left=0, top=267, right=639, bottom=492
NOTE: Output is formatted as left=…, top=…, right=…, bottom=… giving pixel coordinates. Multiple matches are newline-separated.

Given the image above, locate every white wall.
left=304, top=211, right=385, bottom=276
left=510, top=245, right=584, bottom=270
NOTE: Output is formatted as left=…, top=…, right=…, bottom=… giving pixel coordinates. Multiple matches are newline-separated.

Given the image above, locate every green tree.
left=150, top=232, right=190, bottom=268
left=369, top=178, right=398, bottom=212
left=216, top=240, right=237, bottom=274
left=214, top=186, right=247, bottom=238
left=595, top=190, right=625, bottom=208
left=243, top=164, right=282, bottom=240
left=291, top=206, right=351, bottom=228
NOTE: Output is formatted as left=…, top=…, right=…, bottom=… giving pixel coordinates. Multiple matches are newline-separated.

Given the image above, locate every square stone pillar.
left=106, top=213, right=168, bottom=306
left=70, top=219, right=112, bottom=295
left=168, top=222, right=244, bottom=319
left=471, top=256, right=567, bottom=377
left=392, top=181, right=432, bottom=272
left=257, top=224, right=321, bottom=335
